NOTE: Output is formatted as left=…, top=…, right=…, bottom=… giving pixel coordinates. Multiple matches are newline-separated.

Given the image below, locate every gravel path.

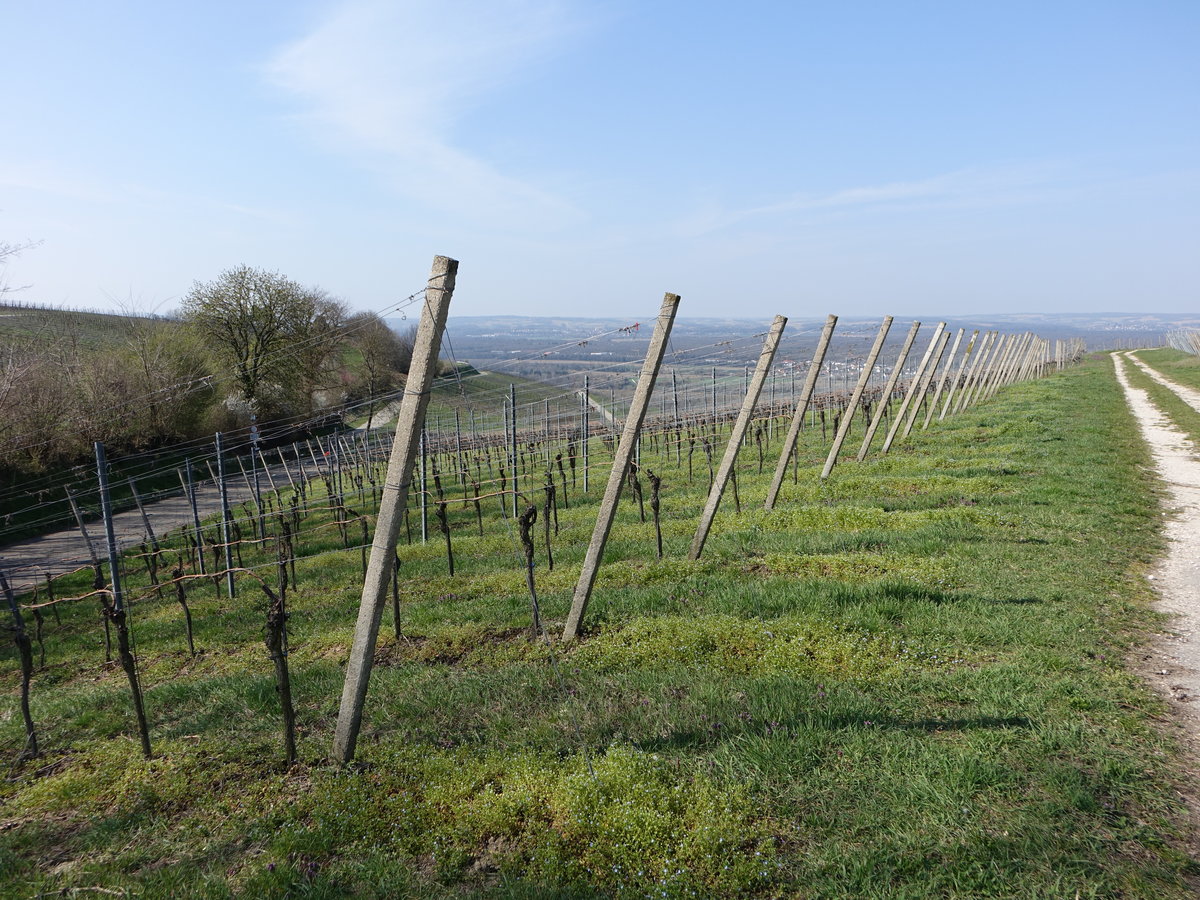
left=1126, top=352, right=1200, bottom=415
left=1113, top=352, right=1200, bottom=747
left=0, top=464, right=282, bottom=595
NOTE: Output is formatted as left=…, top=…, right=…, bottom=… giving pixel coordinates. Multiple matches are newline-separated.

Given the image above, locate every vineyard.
left=0, top=261, right=1196, bottom=897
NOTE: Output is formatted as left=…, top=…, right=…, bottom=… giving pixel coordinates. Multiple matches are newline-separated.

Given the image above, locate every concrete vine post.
left=976, top=334, right=1015, bottom=405
left=922, top=328, right=964, bottom=429
left=820, top=316, right=892, bottom=480
left=881, top=322, right=945, bottom=454
left=953, top=331, right=997, bottom=414
left=764, top=314, right=837, bottom=510
left=857, top=320, right=921, bottom=462
left=901, top=328, right=951, bottom=439
left=938, top=330, right=978, bottom=421
left=690, top=315, right=787, bottom=559
left=987, top=334, right=1022, bottom=400
left=563, top=293, right=680, bottom=643
left=332, top=255, right=458, bottom=764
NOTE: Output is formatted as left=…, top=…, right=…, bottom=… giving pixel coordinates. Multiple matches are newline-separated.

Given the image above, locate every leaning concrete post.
left=690, top=315, right=787, bottom=559
left=961, top=332, right=1005, bottom=412
left=938, top=330, right=978, bottom=421
left=901, top=328, right=950, bottom=439
left=984, top=334, right=1021, bottom=400
left=563, top=294, right=680, bottom=643
left=922, top=328, right=964, bottom=430
left=954, top=331, right=998, bottom=414
left=857, top=320, right=921, bottom=461
left=764, top=314, right=837, bottom=510
left=332, top=255, right=457, bottom=764
left=820, top=316, right=892, bottom=479
left=881, top=323, right=945, bottom=454
left=979, top=334, right=1019, bottom=402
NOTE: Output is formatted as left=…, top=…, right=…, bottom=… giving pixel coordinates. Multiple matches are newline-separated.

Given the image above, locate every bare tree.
left=0, top=240, right=41, bottom=298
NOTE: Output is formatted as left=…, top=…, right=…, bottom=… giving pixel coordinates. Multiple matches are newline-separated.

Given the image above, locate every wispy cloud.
left=671, top=163, right=1092, bottom=238
left=264, top=0, right=587, bottom=228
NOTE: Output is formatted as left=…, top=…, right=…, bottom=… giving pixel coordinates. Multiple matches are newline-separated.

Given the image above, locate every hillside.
left=0, top=354, right=1196, bottom=897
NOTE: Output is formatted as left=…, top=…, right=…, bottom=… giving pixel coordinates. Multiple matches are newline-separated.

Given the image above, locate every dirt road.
left=1113, top=352, right=1200, bottom=747
left=0, top=464, right=280, bottom=595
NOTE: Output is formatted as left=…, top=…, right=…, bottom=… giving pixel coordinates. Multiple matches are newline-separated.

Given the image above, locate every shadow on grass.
left=639, top=713, right=1033, bottom=753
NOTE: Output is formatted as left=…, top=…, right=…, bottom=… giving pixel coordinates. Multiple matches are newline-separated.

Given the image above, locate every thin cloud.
left=672, top=164, right=1081, bottom=238
left=263, top=0, right=587, bottom=227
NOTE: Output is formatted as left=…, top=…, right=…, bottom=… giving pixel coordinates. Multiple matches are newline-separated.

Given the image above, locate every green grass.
left=1135, top=348, right=1200, bottom=393
left=1121, top=356, right=1200, bottom=447
left=0, top=357, right=1197, bottom=897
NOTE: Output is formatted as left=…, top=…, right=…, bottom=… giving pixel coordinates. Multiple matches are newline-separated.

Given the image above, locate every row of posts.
left=334, top=258, right=1074, bottom=763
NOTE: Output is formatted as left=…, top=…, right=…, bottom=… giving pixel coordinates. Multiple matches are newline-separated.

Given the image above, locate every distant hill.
left=389, top=312, right=1193, bottom=374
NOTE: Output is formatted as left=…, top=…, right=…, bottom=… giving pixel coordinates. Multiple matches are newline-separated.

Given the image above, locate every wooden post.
left=880, top=323, right=945, bottom=454
left=857, top=320, right=920, bottom=461
left=332, top=255, right=458, bottom=764
left=689, top=315, right=787, bottom=559
left=820, top=316, right=892, bottom=479
left=562, top=293, right=680, bottom=642
left=764, top=314, right=837, bottom=510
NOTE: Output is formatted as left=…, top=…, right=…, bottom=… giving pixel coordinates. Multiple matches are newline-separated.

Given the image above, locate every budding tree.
left=181, top=266, right=348, bottom=417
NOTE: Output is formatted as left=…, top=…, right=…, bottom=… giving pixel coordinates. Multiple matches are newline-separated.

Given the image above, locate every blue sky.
left=2, top=1, right=1196, bottom=319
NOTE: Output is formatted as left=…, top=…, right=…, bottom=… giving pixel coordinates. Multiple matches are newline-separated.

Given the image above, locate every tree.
left=180, top=266, right=347, bottom=418
left=348, top=313, right=415, bottom=430
left=290, top=288, right=350, bottom=416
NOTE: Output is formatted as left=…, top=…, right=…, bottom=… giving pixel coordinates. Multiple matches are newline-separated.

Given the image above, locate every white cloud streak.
left=264, top=0, right=586, bottom=228
left=669, top=163, right=1116, bottom=239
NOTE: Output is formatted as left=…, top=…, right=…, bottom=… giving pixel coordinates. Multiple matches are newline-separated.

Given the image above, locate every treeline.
left=0, top=266, right=416, bottom=485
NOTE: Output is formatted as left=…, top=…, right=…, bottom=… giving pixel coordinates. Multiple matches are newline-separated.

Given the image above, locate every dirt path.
left=1112, top=352, right=1200, bottom=748
left=0, top=465, right=280, bottom=595
left=1126, top=352, right=1200, bottom=414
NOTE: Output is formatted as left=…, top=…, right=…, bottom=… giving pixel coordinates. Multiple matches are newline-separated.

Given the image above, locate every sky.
left=1, top=0, right=1197, bottom=320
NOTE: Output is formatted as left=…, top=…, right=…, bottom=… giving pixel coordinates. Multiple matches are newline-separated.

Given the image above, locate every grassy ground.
left=0, top=355, right=1197, bottom=897
left=1121, top=356, right=1200, bottom=447
left=1135, top=348, right=1200, bottom=393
